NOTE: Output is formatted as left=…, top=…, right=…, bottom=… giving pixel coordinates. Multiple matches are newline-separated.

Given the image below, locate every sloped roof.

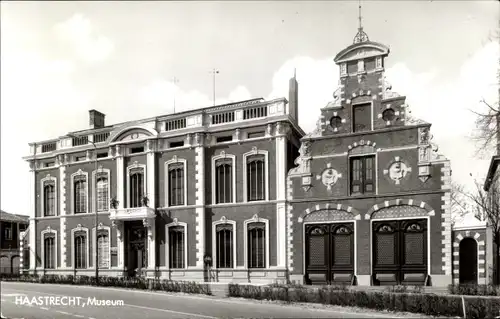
left=0, top=210, right=29, bottom=223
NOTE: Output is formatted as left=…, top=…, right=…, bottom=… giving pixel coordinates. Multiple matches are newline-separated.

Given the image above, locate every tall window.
left=74, top=232, right=87, bottom=269
left=247, top=155, right=265, bottom=201
left=74, top=175, right=87, bottom=214
left=96, top=173, right=109, bottom=211
left=97, top=230, right=110, bottom=268
left=129, top=168, right=144, bottom=208
left=215, top=159, right=232, bottom=204
left=216, top=224, right=233, bottom=268
left=352, top=103, right=371, bottom=133
left=44, top=235, right=55, bottom=269
left=168, top=163, right=184, bottom=206
left=350, top=155, right=375, bottom=195
left=4, top=223, right=12, bottom=240
left=169, top=226, right=185, bottom=268
left=44, top=182, right=55, bottom=216
left=247, top=222, right=266, bottom=268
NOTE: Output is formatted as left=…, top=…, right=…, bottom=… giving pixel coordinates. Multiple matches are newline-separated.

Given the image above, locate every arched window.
left=96, top=173, right=109, bottom=212
left=129, top=168, right=144, bottom=208
left=168, top=163, right=184, bottom=206
left=44, top=183, right=55, bottom=216
left=44, top=235, right=55, bottom=269
left=247, top=222, right=266, bottom=268
left=216, top=224, right=233, bottom=268
left=169, top=226, right=185, bottom=269
left=97, top=230, right=110, bottom=268
left=74, top=232, right=87, bottom=269
left=246, top=155, right=265, bottom=201
left=74, top=175, right=87, bottom=214
left=215, top=159, right=232, bottom=204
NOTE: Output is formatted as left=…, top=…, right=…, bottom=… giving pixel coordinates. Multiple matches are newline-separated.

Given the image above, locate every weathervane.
left=353, top=0, right=369, bottom=44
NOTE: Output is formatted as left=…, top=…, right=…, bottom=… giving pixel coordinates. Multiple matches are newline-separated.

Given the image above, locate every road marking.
left=124, top=304, right=217, bottom=319
left=56, top=311, right=71, bottom=315
left=40, top=307, right=49, bottom=310
left=73, top=315, right=84, bottom=318
left=1, top=293, right=26, bottom=297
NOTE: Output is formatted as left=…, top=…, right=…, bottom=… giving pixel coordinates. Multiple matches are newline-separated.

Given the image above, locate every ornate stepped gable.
left=289, top=26, right=448, bottom=184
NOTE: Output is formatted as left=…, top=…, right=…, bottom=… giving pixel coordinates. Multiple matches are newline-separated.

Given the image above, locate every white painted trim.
left=92, top=168, right=111, bottom=213
left=164, top=157, right=188, bottom=207
left=242, top=148, right=269, bottom=202
left=41, top=227, right=58, bottom=269
left=211, top=218, right=237, bottom=269
left=370, top=216, right=431, bottom=279
left=126, top=162, right=147, bottom=208
left=71, top=225, right=90, bottom=269
left=165, top=221, right=188, bottom=270
left=109, top=125, right=158, bottom=143
left=92, top=225, right=111, bottom=269
left=302, top=220, right=358, bottom=280
left=70, top=169, right=89, bottom=214
left=456, top=236, right=481, bottom=284
left=211, top=152, right=237, bottom=204
left=40, top=174, right=58, bottom=217
left=243, top=215, right=270, bottom=269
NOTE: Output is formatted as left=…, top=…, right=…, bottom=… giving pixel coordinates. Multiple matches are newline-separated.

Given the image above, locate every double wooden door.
left=305, top=223, right=354, bottom=285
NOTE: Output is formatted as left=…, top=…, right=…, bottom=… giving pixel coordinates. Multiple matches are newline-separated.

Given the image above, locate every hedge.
left=0, top=274, right=212, bottom=296
left=229, top=284, right=500, bottom=319
left=448, top=284, right=500, bottom=296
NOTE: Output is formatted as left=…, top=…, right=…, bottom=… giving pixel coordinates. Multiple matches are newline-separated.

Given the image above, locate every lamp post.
left=68, top=134, right=99, bottom=285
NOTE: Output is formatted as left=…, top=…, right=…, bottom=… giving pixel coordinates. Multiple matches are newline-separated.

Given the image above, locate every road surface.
left=1, top=282, right=429, bottom=319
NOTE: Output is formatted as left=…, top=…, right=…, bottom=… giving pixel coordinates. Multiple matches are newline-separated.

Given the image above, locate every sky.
left=1, top=1, right=498, bottom=216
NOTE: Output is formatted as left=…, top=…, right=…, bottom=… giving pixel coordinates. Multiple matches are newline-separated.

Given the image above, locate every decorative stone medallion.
left=316, top=163, right=342, bottom=190
left=383, top=156, right=412, bottom=185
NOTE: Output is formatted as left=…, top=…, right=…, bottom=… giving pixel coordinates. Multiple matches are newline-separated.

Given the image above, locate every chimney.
left=89, top=110, right=105, bottom=129
left=289, top=69, right=299, bottom=126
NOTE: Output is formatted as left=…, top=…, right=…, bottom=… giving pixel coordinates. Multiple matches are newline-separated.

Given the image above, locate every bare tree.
left=450, top=181, right=469, bottom=226
left=471, top=31, right=500, bottom=154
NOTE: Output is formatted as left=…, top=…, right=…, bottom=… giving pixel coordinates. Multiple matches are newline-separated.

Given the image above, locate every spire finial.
left=358, top=0, right=362, bottom=30
left=353, top=0, right=369, bottom=44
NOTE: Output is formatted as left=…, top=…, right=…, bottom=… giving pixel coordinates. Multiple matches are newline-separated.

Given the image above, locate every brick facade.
left=25, top=94, right=302, bottom=283
left=286, top=31, right=452, bottom=286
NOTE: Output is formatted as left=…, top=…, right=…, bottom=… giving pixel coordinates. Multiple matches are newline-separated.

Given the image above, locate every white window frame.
left=92, top=168, right=111, bottom=213
left=41, top=227, right=58, bottom=269
left=243, top=215, right=270, bottom=269
left=243, top=148, right=269, bottom=202
left=165, top=157, right=188, bottom=207
left=92, top=224, right=111, bottom=269
left=165, top=220, right=188, bottom=270
left=71, top=224, right=89, bottom=269
left=40, top=174, right=57, bottom=217
left=211, top=152, right=236, bottom=204
left=212, top=218, right=237, bottom=269
left=71, top=169, right=89, bottom=214
left=126, top=162, right=147, bottom=208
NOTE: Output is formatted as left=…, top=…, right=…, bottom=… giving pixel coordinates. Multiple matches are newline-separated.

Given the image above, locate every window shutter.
left=350, top=158, right=362, bottom=194
left=364, top=156, right=375, bottom=193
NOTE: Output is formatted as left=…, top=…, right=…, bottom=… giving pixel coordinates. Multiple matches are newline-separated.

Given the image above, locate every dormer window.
left=340, top=63, right=347, bottom=76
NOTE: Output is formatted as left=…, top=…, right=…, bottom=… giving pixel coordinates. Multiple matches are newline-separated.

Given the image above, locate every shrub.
left=1, top=274, right=211, bottom=296
left=228, top=284, right=500, bottom=318
left=448, top=284, right=500, bottom=296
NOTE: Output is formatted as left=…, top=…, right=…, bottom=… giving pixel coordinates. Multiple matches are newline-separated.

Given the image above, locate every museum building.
left=286, top=27, right=453, bottom=287
left=23, top=26, right=456, bottom=286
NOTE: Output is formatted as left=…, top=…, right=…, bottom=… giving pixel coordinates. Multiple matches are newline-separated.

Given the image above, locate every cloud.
left=54, top=14, right=114, bottom=63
